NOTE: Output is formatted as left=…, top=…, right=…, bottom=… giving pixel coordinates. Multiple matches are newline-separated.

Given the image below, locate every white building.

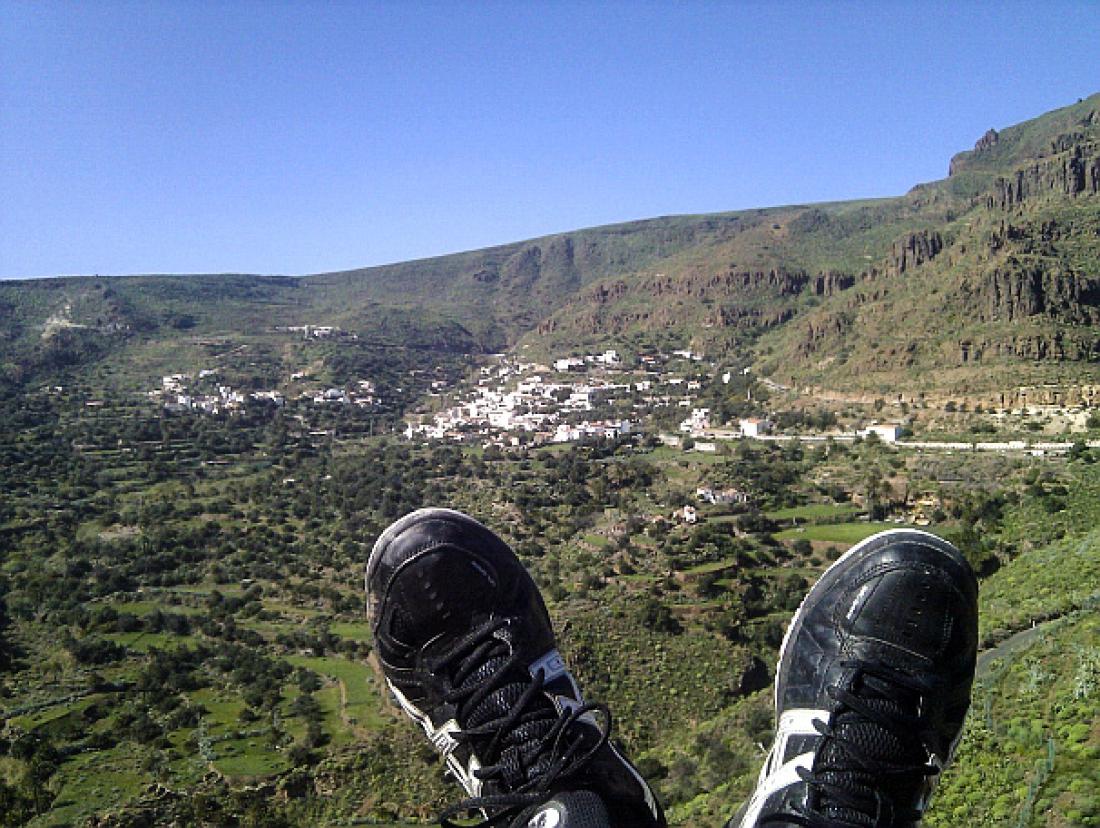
left=739, top=418, right=772, bottom=438
left=554, top=357, right=586, bottom=372
left=680, top=407, right=711, bottom=434
left=697, top=486, right=748, bottom=502
left=862, top=424, right=902, bottom=443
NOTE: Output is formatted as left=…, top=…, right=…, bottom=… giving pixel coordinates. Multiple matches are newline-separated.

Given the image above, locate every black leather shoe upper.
left=733, top=529, right=979, bottom=828
left=367, top=508, right=666, bottom=828
left=368, top=509, right=554, bottom=675
left=777, top=530, right=978, bottom=750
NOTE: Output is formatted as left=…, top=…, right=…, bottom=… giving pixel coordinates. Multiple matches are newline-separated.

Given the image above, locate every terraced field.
left=775, top=521, right=895, bottom=544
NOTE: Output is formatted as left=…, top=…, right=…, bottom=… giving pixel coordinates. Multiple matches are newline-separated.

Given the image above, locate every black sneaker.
left=367, top=508, right=666, bottom=828
left=726, top=529, right=978, bottom=828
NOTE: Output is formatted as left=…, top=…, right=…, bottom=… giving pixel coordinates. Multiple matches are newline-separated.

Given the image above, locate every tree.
left=1068, top=440, right=1093, bottom=463
left=862, top=469, right=891, bottom=520
left=0, top=585, right=15, bottom=672
left=637, top=597, right=682, bottom=634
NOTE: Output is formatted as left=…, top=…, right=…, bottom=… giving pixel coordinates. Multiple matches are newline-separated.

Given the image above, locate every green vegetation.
left=4, top=364, right=1096, bottom=826
left=774, top=521, right=894, bottom=544
left=766, top=502, right=860, bottom=522
left=1, top=93, right=1099, bottom=826
left=285, top=655, right=387, bottom=731
left=930, top=611, right=1100, bottom=828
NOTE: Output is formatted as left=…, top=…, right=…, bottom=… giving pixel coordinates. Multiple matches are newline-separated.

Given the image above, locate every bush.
left=636, top=597, right=682, bottom=634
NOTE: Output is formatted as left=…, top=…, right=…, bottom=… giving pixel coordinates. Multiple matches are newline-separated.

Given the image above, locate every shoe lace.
left=761, top=659, right=942, bottom=828
left=430, top=616, right=610, bottom=828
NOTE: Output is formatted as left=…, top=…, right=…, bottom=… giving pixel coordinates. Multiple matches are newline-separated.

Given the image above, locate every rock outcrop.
left=637, top=268, right=810, bottom=299
left=887, top=230, right=944, bottom=276
left=986, top=142, right=1100, bottom=209
left=951, top=332, right=1100, bottom=363
left=966, top=264, right=1100, bottom=324
left=797, top=311, right=853, bottom=355
left=975, top=128, right=1000, bottom=152
left=948, top=128, right=999, bottom=175
left=811, top=270, right=856, bottom=296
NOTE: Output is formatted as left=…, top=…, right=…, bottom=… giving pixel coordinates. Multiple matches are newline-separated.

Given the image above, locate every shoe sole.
left=773, top=528, right=969, bottom=710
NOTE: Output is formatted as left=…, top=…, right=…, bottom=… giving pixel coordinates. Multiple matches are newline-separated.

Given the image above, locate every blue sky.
left=1, top=1, right=1098, bottom=279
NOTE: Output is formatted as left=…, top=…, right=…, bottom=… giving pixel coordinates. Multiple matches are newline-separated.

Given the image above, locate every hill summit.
left=2, top=93, right=1099, bottom=399
left=298, top=94, right=1100, bottom=393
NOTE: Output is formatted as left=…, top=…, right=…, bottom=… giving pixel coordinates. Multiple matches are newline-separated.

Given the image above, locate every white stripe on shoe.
left=737, top=750, right=816, bottom=828
left=388, top=679, right=483, bottom=797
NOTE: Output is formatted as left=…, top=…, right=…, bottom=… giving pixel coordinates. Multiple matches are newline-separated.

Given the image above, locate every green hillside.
left=3, top=387, right=1098, bottom=826
left=1, top=93, right=1099, bottom=827
left=6, top=95, right=1098, bottom=400
left=760, top=93, right=1100, bottom=395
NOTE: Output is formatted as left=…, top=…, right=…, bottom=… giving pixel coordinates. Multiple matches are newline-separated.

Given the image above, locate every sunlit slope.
left=2, top=93, right=1098, bottom=397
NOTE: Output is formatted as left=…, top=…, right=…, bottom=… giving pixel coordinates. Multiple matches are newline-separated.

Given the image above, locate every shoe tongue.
left=816, top=676, right=926, bottom=825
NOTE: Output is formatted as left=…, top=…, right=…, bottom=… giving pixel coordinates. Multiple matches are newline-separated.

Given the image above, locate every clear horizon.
left=2, top=1, right=1098, bottom=280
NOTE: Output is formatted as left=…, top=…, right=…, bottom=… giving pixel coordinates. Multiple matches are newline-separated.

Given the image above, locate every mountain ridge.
left=2, top=92, right=1099, bottom=396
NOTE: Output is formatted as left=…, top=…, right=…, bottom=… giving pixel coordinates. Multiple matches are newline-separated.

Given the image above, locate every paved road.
left=976, top=597, right=1099, bottom=680
left=696, top=430, right=1100, bottom=455
left=977, top=621, right=1058, bottom=680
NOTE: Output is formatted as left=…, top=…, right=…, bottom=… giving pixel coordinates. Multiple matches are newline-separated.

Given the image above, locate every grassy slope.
left=927, top=532, right=1100, bottom=827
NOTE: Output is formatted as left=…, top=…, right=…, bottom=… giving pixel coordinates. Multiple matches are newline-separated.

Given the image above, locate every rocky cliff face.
left=954, top=331, right=1100, bottom=364
left=887, top=230, right=944, bottom=276
left=966, top=264, right=1100, bottom=324
left=986, top=142, right=1100, bottom=209
left=636, top=268, right=810, bottom=299
left=537, top=265, right=842, bottom=339
left=811, top=270, right=856, bottom=296
left=797, top=310, right=854, bottom=356
left=949, top=129, right=1001, bottom=176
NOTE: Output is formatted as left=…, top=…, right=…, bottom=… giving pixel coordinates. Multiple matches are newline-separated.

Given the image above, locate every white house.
left=554, top=357, right=586, bottom=372
left=696, top=486, right=748, bottom=504
left=862, top=424, right=902, bottom=443
left=553, top=424, right=581, bottom=443
left=739, top=417, right=772, bottom=438
left=680, top=407, right=711, bottom=434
